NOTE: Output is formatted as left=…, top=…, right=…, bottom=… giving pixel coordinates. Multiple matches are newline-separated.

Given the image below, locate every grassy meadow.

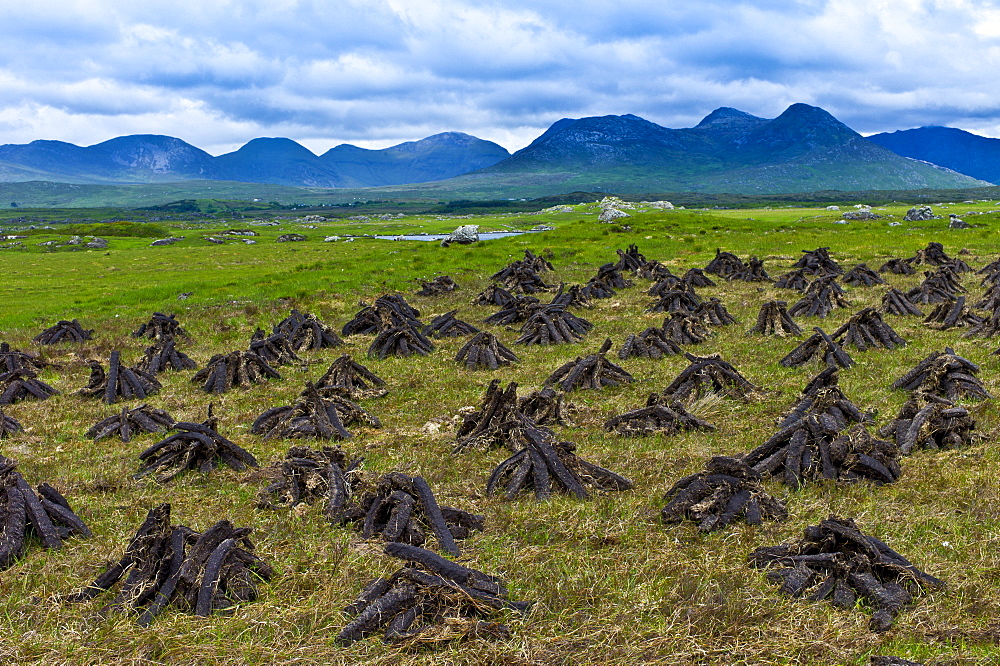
left=1, top=199, right=1000, bottom=664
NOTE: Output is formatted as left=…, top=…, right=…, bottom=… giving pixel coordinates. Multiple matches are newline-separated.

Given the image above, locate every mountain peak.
left=230, top=137, right=317, bottom=158
left=695, top=107, right=765, bottom=130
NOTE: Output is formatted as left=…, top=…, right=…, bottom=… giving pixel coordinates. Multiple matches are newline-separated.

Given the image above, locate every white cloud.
left=0, top=0, right=999, bottom=154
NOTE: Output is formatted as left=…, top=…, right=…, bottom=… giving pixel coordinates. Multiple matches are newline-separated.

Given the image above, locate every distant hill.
left=321, top=132, right=511, bottom=187
left=868, top=126, right=1000, bottom=185
left=0, top=135, right=216, bottom=183
left=477, top=103, right=986, bottom=193
left=0, top=132, right=511, bottom=187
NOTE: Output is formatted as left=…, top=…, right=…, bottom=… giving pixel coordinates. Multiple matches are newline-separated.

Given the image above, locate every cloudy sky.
left=2, top=0, right=999, bottom=156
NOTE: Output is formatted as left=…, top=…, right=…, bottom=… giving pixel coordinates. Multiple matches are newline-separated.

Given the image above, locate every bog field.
left=2, top=200, right=1000, bottom=665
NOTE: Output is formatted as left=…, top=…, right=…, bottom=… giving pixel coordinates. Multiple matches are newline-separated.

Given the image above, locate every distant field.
left=1, top=200, right=999, bottom=664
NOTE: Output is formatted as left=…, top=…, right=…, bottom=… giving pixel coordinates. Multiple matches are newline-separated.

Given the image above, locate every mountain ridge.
left=868, top=126, right=1000, bottom=185
left=0, top=105, right=989, bottom=195
left=0, top=132, right=511, bottom=188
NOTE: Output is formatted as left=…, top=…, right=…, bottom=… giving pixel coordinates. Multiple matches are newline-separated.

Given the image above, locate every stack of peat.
left=342, top=472, right=482, bottom=556
left=891, top=348, right=992, bottom=401
left=192, top=349, right=280, bottom=393
left=694, top=298, right=737, bottom=326
left=456, top=332, right=519, bottom=370
left=660, top=312, right=713, bottom=344
left=881, top=288, right=924, bottom=316
left=1, top=369, right=59, bottom=405
left=0, top=343, right=47, bottom=372
left=515, top=304, right=592, bottom=345
left=789, top=275, right=849, bottom=317
left=660, top=456, right=787, bottom=531
left=252, top=383, right=380, bottom=441
left=474, top=284, right=517, bottom=308
left=749, top=515, right=944, bottom=631
left=615, top=244, right=647, bottom=272
left=780, top=326, right=854, bottom=369
left=33, top=319, right=92, bottom=344
left=516, top=387, right=575, bottom=426
left=618, top=326, right=683, bottom=359
left=661, top=353, right=761, bottom=403
left=414, top=275, right=458, bottom=296
left=257, top=446, right=361, bottom=521
left=728, top=257, right=771, bottom=282
left=742, top=368, right=899, bottom=488
left=747, top=301, right=801, bottom=337
left=794, top=247, right=842, bottom=275
left=0, top=408, right=22, bottom=437
left=922, top=296, right=981, bottom=330
left=248, top=330, right=303, bottom=367
left=483, top=295, right=540, bottom=326
left=833, top=308, right=906, bottom=351
left=704, top=249, right=745, bottom=279
left=842, top=264, right=886, bottom=287
left=774, top=269, right=810, bottom=291
left=581, top=263, right=632, bottom=299
left=78, top=351, right=161, bottom=403
left=132, top=312, right=187, bottom=340
left=0, top=457, right=92, bottom=570
left=67, top=503, right=273, bottom=625
left=879, top=258, right=916, bottom=275
left=86, top=404, right=175, bottom=442
left=878, top=393, right=977, bottom=454
left=544, top=339, right=634, bottom=391
left=682, top=267, right=716, bottom=287
left=273, top=309, right=344, bottom=350
left=137, top=337, right=197, bottom=374
left=486, top=424, right=633, bottom=500
left=337, top=543, right=530, bottom=645
left=549, top=283, right=592, bottom=310
left=490, top=252, right=553, bottom=294
left=604, top=394, right=714, bottom=437
left=342, top=295, right=422, bottom=336
left=136, top=409, right=259, bottom=482
left=369, top=322, right=435, bottom=359
left=453, top=380, right=527, bottom=453
left=315, top=355, right=387, bottom=400
left=423, top=311, right=479, bottom=338
left=907, top=268, right=964, bottom=305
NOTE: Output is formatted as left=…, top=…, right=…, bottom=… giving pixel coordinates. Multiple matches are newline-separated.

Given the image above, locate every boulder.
left=85, top=237, right=108, bottom=249
left=440, top=225, right=479, bottom=247
left=949, top=214, right=970, bottom=229
left=276, top=233, right=307, bottom=242
left=842, top=210, right=880, bottom=221
left=599, top=207, right=631, bottom=223
left=150, top=237, right=185, bottom=246
left=904, top=206, right=936, bottom=221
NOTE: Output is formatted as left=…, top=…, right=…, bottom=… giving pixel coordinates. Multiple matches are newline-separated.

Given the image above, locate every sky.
left=2, top=0, right=1000, bottom=156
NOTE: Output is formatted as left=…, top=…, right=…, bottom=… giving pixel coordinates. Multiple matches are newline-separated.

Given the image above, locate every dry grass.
left=2, top=210, right=1000, bottom=665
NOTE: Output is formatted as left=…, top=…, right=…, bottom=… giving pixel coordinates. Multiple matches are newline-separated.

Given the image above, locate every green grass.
left=1, top=202, right=1000, bottom=664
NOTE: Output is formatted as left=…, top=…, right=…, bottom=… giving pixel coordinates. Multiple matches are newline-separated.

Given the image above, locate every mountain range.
left=868, top=126, right=1000, bottom=185
left=0, top=132, right=511, bottom=188
left=0, top=104, right=992, bottom=197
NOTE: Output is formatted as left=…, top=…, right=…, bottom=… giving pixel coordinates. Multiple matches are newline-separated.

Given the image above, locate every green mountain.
left=474, top=103, right=987, bottom=193
left=868, top=126, right=1000, bottom=185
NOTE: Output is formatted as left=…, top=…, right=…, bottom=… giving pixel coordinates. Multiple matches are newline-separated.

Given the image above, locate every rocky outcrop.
left=904, top=206, right=936, bottom=221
